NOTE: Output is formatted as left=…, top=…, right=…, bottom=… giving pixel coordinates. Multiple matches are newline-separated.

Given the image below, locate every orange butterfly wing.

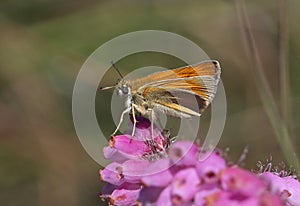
left=142, top=76, right=219, bottom=102
left=130, top=60, right=221, bottom=117
left=129, top=60, right=220, bottom=94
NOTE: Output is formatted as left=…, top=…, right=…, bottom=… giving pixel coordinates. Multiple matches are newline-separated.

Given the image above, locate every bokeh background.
left=1, top=0, right=300, bottom=205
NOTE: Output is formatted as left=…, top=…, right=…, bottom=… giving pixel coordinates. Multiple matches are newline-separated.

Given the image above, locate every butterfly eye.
left=122, top=85, right=129, bottom=94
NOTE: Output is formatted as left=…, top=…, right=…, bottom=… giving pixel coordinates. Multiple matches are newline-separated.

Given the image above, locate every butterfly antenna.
left=99, top=85, right=115, bottom=91
left=99, top=61, right=123, bottom=91
left=111, top=61, right=124, bottom=79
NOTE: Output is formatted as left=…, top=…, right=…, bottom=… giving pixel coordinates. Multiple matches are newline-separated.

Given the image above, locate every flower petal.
left=138, top=187, right=164, bottom=205
left=171, top=168, right=200, bottom=202
left=103, top=146, right=138, bottom=163
left=261, top=172, right=300, bottom=206
left=283, top=176, right=300, bottom=206
left=110, top=134, right=150, bottom=156
left=109, top=187, right=141, bottom=206
left=194, top=188, right=220, bottom=206
left=140, top=158, right=172, bottom=187
left=100, top=162, right=125, bottom=185
left=168, top=141, right=198, bottom=166
left=196, top=151, right=226, bottom=185
left=156, top=186, right=173, bottom=206
left=128, top=116, right=162, bottom=141
left=259, top=193, right=285, bottom=206
left=122, top=160, right=151, bottom=183
left=221, top=167, right=267, bottom=197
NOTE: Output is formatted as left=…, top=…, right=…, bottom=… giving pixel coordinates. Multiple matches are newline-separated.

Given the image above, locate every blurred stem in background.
left=235, top=0, right=300, bottom=172
left=279, top=0, right=291, bottom=127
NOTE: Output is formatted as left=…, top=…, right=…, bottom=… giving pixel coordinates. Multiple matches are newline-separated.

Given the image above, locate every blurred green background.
left=1, top=0, right=300, bottom=205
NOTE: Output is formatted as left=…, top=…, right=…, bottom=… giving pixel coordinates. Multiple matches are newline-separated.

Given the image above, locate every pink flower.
left=196, top=151, right=226, bottom=186
left=99, top=117, right=299, bottom=206
left=220, top=167, right=267, bottom=197
left=260, top=172, right=300, bottom=205
left=104, top=116, right=171, bottom=163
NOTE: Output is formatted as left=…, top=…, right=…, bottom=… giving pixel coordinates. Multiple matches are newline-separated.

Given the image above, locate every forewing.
left=144, top=75, right=219, bottom=103
left=128, top=60, right=220, bottom=93
left=132, top=60, right=221, bottom=117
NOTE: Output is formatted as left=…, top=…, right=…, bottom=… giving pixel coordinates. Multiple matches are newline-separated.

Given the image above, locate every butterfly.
left=100, top=60, right=221, bottom=139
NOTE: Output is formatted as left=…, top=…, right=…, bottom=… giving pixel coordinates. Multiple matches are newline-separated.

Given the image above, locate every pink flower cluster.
left=99, top=117, right=300, bottom=206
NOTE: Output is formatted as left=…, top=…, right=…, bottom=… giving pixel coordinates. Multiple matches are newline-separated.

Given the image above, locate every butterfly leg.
left=150, top=109, right=155, bottom=142
left=111, top=107, right=131, bottom=136
left=131, top=104, right=137, bottom=139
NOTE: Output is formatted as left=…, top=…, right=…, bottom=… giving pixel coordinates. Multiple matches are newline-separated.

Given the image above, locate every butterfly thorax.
left=116, top=79, right=149, bottom=115
left=131, top=93, right=149, bottom=115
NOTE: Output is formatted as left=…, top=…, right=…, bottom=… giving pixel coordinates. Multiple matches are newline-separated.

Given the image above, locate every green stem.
left=235, top=0, right=300, bottom=172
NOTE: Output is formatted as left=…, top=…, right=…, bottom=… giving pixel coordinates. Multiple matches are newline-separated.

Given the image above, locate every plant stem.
left=235, top=0, right=299, bottom=172
left=279, top=0, right=290, bottom=126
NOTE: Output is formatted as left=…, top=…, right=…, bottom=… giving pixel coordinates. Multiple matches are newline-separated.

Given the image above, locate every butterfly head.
left=116, top=81, right=131, bottom=97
